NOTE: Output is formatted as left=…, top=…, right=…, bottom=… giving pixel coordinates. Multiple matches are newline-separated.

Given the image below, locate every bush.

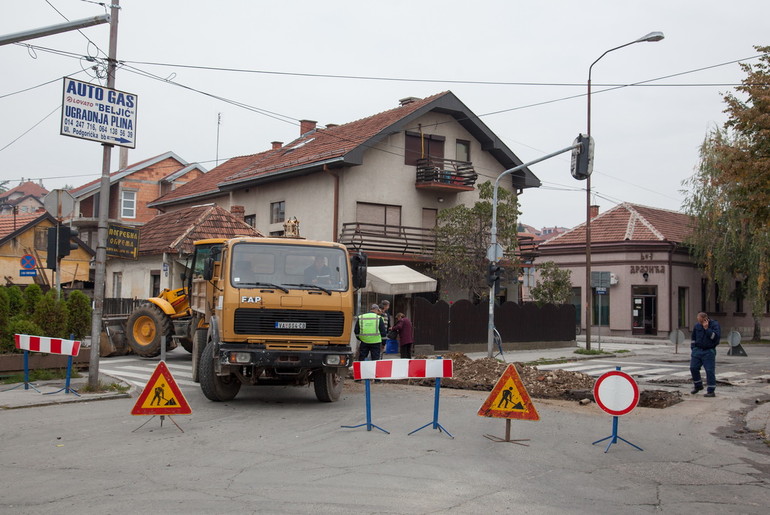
left=6, top=285, right=24, bottom=313
left=22, top=284, right=43, bottom=317
left=66, top=290, right=92, bottom=339
left=32, top=290, right=69, bottom=339
left=0, top=317, right=45, bottom=354
left=0, top=288, right=10, bottom=341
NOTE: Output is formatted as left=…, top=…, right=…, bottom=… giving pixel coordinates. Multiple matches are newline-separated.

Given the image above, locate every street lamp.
left=584, top=31, right=663, bottom=351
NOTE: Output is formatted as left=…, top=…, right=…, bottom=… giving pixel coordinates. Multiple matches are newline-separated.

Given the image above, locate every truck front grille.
left=233, top=309, right=345, bottom=336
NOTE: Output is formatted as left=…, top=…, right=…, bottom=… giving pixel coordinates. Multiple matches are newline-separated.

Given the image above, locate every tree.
left=32, top=289, right=70, bottom=339
left=433, top=181, right=520, bottom=300
left=22, top=283, right=43, bottom=317
left=66, top=290, right=92, bottom=339
left=530, top=261, right=573, bottom=306
left=682, top=45, right=770, bottom=340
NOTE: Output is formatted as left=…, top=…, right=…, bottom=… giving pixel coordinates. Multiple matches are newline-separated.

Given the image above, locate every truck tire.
left=199, top=340, right=241, bottom=401
left=191, top=328, right=207, bottom=383
left=314, top=370, right=343, bottom=402
left=126, top=304, right=172, bottom=357
left=179, top=337, right=194, bottom=353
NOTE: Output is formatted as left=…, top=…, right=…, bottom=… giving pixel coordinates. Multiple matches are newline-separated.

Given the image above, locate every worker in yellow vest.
left=355, top=304, right=387, bottom=362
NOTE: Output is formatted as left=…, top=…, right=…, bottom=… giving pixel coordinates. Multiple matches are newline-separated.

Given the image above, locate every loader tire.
left=126, top=304, right=172, bottom=357
left=191, top=328, right=208, bottom=383
left=199, top=340, right=241, bottom=401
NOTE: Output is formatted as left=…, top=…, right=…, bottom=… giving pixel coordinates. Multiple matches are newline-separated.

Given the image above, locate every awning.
left=363, top=265, right=437, bottom=295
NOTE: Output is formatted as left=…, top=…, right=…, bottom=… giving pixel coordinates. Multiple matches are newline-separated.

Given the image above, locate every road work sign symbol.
left=131, top=361, right=191, bottom=416
left=478, top=364, right=539, bottom=421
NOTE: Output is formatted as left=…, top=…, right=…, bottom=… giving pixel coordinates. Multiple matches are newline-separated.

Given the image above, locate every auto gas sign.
left=60, top=77, right=137, bottom=148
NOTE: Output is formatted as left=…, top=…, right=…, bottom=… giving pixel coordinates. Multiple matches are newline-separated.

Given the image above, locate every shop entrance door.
left=632, top=286, right=657, bottom=335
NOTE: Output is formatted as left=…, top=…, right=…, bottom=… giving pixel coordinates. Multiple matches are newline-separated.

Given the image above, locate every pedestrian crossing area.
left=535, top=359, right=748, bottom=383
left=99, top=358, right=196, bottom=389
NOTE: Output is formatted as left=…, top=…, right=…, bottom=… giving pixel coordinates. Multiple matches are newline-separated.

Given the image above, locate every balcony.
left=415, top=158, right=477, bottom=192
left=338, top=223, right=435, bottom=260
left=339, top=222, right=540, bottom=262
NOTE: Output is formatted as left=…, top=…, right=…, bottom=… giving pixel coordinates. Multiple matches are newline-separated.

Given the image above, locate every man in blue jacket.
left=690, top=312, right=721, bottom=397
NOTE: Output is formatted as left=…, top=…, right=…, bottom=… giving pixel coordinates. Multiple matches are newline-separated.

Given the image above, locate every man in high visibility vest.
left=355, top=304, right=387, bottom=362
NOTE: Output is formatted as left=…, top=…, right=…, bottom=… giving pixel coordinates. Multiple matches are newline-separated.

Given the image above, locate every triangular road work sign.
left=131, top=361, right=192, bottom=416
left=477, top=364, right=539, bottom=421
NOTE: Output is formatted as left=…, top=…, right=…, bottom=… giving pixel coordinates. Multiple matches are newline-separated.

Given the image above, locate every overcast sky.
left=1, top=1, right=767, bottom=228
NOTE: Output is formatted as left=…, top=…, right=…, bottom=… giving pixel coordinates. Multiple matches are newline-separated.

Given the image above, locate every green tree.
left=530, top=261, right=573, bottom=306
left=22, top=284, right=43, bottom=317
left=434, top=181, right=520, bottom=300
left=32, top=289, right=70, bottom=339
left=0, top=288, right=10, bottom=342
left=1, top=317, right=44, bottom=353
left=682, top=45, right=770, bottom=340
left=66, top=290, right=92, bottom=339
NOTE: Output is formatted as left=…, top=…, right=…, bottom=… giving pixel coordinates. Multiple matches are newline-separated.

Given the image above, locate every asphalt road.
left=2, top=351, right=770, bottom=514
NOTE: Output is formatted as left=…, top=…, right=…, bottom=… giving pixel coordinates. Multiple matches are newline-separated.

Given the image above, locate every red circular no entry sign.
left=593, top=370, right=639, bottom=416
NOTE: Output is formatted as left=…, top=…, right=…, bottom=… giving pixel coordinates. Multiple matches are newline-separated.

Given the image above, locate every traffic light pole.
left=487, top=143, right=581, bottom=358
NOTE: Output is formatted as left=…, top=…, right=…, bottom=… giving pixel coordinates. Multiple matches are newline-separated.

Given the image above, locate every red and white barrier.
left=353, top=359, right=453, bottom=380
left=15, top=334, right=81, bottom=356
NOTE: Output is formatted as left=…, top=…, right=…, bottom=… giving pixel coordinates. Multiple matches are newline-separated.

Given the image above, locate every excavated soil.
left=386, top=352, right=682, bottom=409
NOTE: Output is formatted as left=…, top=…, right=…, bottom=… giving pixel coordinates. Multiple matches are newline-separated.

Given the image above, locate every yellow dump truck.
left=187, top=236, right=366, bottom=402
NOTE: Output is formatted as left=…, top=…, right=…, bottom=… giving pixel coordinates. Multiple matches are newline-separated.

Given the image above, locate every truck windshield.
left=230, top=243, right=349, bottom=292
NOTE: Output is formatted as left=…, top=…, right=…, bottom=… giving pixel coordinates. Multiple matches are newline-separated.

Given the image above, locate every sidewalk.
left=0, top=373, right=130, bottom=410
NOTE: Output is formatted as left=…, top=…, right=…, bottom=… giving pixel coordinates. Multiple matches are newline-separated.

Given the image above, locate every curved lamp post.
left=584, top=31, right=664, bottom=351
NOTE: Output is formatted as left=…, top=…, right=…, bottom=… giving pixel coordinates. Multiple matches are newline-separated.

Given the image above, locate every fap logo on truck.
left=60, top=77, right=138, bottom=148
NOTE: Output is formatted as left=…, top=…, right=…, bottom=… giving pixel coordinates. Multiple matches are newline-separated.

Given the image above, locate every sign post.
left=477, top=364, right=539, bottom=445
left=592, top=367, right=643, bottom=453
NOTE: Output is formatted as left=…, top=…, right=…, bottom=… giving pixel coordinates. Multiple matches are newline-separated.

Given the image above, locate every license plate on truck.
left=275, top=321, right=307, bottom=329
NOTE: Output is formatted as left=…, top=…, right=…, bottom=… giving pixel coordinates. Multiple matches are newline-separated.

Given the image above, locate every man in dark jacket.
left=690, top=312, right=721, bottom=397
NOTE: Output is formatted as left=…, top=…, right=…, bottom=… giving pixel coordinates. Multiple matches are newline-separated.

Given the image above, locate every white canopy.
left=363, top=265, right=437, bottom=295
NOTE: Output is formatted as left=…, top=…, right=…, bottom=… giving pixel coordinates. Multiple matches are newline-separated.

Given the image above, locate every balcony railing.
left=339, top=223, right=436, bottom=258
left=415, top=158, right=477, bottom=192
left=339, top=222, right=540, bottom=261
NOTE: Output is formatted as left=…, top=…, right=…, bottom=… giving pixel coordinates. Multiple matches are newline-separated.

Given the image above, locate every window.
left=678, top=287, right=688, bottom=328
left=269, top=230, right=284, bottom=237
left=714, top=283, right=721, bottom=312
left=456, top=139, right=470, bottom=162
left=422, top=208, right=437, bottom=229
left=34, top=227, right=48, bottom=251
left=357, top=202, right=401, bottom=235
left=735, top=281, right=744, bottom=313
left=244, top=214, right=256, bottom=227
left=405, top=131, right=445, bottom=166
left=121, top=190, right=136, bottom=219
left=112, top=272, right=122, bottom=298
left=270, top=201, right=285, bottom=224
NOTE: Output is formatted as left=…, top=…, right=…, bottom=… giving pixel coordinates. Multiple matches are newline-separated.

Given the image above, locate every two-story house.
left=146, top=91, right=541, bottom=303
left=0, top=180, right=48, bottom=216
left=68, top=151, right=207, bottom=251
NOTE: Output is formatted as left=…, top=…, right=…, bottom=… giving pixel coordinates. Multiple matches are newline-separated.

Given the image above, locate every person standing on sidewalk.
left=690, top=312, right=721, bottom=397
left=391, top=312, right=414, bottom=359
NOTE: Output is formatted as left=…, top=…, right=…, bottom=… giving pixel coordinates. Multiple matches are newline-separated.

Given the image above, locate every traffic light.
left=46, top=225, right=79, bottom=270
left=570, top=133, right=595, bottom=180
left=486, top=262, right=503, bottom=287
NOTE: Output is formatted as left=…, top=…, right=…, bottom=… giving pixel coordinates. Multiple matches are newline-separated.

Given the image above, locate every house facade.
left=68, top=151, right=207, bottom=251
left=0, top=212, right=92, bottom=287
left=535, top=203, right=770, bottom=339
left=147, top=91, right=541, bottom=304
left=0, top=180, right=48, bottom=216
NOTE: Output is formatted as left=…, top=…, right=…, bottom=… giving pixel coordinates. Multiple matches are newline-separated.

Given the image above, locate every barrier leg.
left=341, top=379, right=389, bottom=434
left=3, top=350, right=41, bottom=393
left=44, top=355, right=80, bottom=397
left=592, top=416, right=643, bottom=453
left=408, top=376, right=453, bottom=438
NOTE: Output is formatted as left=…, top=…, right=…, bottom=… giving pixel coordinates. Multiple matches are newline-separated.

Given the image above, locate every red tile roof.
left=0, top=213, right=47, bottom=239
left=540, top=203, right=693, bottom=247
left=137, top=204, right=263, bottom=256
left=0, top=181, right=48, bottom=201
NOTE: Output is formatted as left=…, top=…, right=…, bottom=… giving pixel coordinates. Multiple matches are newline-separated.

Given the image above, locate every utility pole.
left=88, top=0, right=120, bottom=388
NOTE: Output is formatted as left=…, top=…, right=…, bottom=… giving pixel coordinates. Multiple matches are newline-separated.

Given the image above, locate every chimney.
left=271, top=141, right=283, bottom=150
left=325, top=123, right=338, bottom=129
left=230, top=205, right=245, bottom=221
left=299, top=119, right=317, bottom=135
left=590, top=205, right=599, bottom=219
left=399, top=96, right=420, bottom=106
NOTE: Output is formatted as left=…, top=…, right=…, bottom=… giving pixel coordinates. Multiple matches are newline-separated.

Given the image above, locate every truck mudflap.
left=215, top=343, right=353, bottom=371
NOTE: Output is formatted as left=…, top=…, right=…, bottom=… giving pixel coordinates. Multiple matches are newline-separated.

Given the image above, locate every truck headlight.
left=325, top=355, right=341, bottom=365
left=229, top=352, right=251, bottom=364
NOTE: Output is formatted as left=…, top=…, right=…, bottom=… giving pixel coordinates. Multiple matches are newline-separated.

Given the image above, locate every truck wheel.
left=126, top=304, right=172, bottom=357
left=191, top=328, right=207, bottom=383
left=314, top=370, right=343, bottom=402
left=199, top=340, right=241, bottom=401
left=179, top=338, right=193, bottom=353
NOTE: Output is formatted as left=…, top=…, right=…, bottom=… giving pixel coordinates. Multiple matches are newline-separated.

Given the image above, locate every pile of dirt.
left=399, top=352, right=682, bottom=409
